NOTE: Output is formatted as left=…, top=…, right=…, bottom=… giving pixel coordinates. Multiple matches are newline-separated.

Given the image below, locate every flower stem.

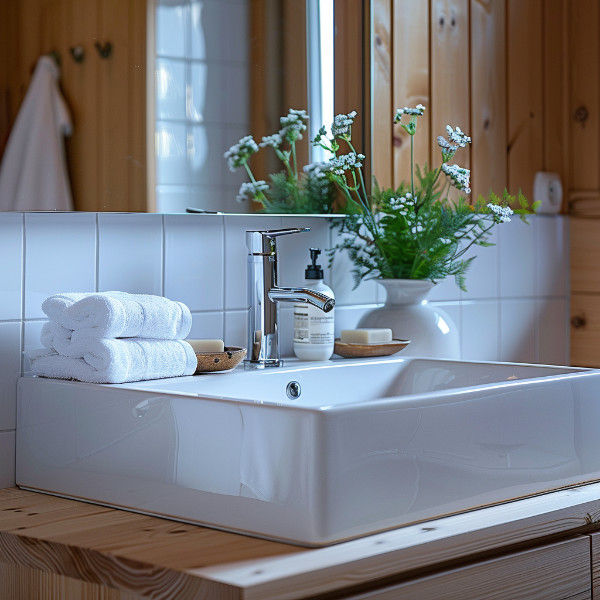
left=410, top=135, right=415, bottom=198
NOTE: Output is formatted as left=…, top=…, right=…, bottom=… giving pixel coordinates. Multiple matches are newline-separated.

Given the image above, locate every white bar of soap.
left=187, top=339, right=225, bottom=353
left=340, top=328, right=393, bottom=344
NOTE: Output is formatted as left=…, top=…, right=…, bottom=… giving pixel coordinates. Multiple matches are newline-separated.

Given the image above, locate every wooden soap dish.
left=333, top=339, right=410, bottom=358
left=194, top=346, right=247, bottom=374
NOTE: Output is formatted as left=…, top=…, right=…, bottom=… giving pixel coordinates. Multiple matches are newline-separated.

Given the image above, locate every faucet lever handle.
left=246, top=228, right=310, bottom=254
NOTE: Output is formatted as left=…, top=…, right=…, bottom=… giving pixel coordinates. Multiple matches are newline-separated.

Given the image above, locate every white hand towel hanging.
left=0, top=56, right=73, bottom=211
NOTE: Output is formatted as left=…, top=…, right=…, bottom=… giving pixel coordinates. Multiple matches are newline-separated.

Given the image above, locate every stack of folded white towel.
left=30, top=292, right=197, bottom=384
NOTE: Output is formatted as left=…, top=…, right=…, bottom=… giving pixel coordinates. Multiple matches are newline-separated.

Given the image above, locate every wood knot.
left=393, top=135, right=403, bottom=148
left=439, top=15, right=445, bottom=27
left=483, top=118, right=490, bottom=130
left=375, top=35, right=382, bottom=46
left=574, top=105, right=589, bottom=126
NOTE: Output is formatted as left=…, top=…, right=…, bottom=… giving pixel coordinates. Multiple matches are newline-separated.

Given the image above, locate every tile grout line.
left=19, top=213, right=26, bottom=376
left=221, top=215, right=226, bottom=341
left=161, top=214, right=166, bottom=297
left=95, top=213, right=100, bottom=292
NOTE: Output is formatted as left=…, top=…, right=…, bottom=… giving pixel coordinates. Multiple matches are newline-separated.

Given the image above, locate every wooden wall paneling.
left=99, top=0, right=146, bottom=212
left=67, top=0, right=100, bottom=212
left=372, top=0, right=393, bottom=189
left=128, top=0, right=148, bottom=212
left=282, top=0, right=309, bottom=169
left=542, top=0, right=567, bottom=205
left=0, top=0, right=20, bottom=156
left=334, top=0, right=367, bottom=157
left=590, top=531, right=600, bottom=598
left=470, top=0, right=507, bottom=201
left=345, top=537, right=591, bottom=600
left=430, top=0, right=470, bottom=202
left=392, top=0, right=429, bottom=189
left=507, top=0, right=543, bottom=201
left=571, top=294, right=600, bottom=367
left=568, top=0, right=599, bottom=201
left=570, top=218, right=600, bottom=293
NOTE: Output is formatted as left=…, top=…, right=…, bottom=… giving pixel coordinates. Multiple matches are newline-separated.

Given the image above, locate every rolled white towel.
left=30, top=338, right=197, bottom=384
left=42, top=292, right=192, bottom=339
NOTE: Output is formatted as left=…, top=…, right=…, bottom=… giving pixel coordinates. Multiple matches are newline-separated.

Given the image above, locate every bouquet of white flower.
left=224, top=109, right=335, bottom=213
left=314, top=106, right=539, bottom=291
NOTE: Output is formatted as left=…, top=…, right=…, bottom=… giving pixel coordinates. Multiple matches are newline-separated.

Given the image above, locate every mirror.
left=0, top=0, right=341, bottom=214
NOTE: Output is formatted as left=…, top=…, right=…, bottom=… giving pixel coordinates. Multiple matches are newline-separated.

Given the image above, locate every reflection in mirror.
left=0, top=0, right=338, bottom=213
left=153, top=0, right=335, bottom=214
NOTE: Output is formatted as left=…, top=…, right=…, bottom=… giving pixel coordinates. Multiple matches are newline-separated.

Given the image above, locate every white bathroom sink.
left=16, top=357, right=600, bottom=546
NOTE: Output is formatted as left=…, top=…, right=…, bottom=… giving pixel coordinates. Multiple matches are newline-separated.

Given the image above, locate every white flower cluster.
left=437, top=136, right=458, bottom=153
left=259, top=132, right=283, bottom=149
left=323, top=152, right=365, bottom=175
left=445, top=125, right=471, bottom=148
left=394, top=104, right=426, bottom=121
left=411, top=223, right=425, bottom=234
left=331, top=111, right=358, bottom=137
left=441, top=163, right=471, bottom=194
left=439, top=237, right=452, bottom=245
left=304, top=161, right=328, bottom=180
left=224, top=135, right=259, bottom=171
left=487, top=203, right=513, bottom=223
left=236, top=180, right=269, bottom=203
left=279, top=108, right=309, bottom=141
left=388, top=193, right=416, bottom=215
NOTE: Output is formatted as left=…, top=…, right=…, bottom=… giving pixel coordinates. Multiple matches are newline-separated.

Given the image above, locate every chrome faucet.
left=245, top=228, right=335, bottom=368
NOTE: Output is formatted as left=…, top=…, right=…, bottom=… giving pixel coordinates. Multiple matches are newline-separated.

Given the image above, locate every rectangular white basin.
left=16, top=357, right=600, bottom=546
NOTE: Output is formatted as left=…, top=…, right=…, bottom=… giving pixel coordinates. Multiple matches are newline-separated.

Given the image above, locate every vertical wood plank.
left=507, top=0, right=543, bottom=201
left=68, top=0, right=100, bottom=212
left=569, top=0, right=599, bottom=194
left=470, top=0, right=507, bottom=200
left=372, top=0, right=393, bottom=189
left=392, top=0, right=429, bottom=189
left=430, top=0, right=470, bottom=198
left=128, top=0, right=148, bottom=212
left=542, top=0, right=567, bottom=201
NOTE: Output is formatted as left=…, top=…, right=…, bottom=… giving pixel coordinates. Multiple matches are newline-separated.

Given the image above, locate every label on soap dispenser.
left=293, top=307, right=334, bottom=345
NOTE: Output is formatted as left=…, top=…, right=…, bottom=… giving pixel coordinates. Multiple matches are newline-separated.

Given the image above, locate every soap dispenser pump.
left=293, top=248, right=335, bottom=361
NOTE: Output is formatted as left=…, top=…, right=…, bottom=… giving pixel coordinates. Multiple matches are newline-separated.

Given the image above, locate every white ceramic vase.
left=357, top=279, right=460, bottom=359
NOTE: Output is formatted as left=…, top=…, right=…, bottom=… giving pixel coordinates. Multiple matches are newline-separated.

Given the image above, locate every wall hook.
left=69, top=45, right=85, bottom=63
left=94, top=41, right=113, bottom=59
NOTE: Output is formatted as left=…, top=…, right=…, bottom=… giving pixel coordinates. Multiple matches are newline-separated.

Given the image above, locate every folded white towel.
left=30, top=338, right=197, bottom=384
left=42, top=292, right=192, bottom=339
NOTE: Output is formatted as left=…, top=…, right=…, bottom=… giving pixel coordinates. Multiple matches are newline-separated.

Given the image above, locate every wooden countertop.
left=3, top=485, right=600, bottom=599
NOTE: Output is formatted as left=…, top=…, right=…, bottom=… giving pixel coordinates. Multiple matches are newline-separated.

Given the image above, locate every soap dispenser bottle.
left=293, top=248, right=335, bottom=361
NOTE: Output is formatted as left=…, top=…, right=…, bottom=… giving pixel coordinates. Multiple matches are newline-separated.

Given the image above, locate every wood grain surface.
left=4, top=484, right=600, bottom=599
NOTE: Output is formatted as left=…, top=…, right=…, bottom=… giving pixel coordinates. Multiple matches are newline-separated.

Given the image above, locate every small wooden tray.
left=333, top=339, right=410, bottom=358
left=194, top=346, right=247, bottom=373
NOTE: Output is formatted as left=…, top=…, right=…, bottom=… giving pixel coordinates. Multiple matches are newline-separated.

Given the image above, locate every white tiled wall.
left=0, top=213, right=570, bottom=488
left=154, top=0, right=250, bottom=213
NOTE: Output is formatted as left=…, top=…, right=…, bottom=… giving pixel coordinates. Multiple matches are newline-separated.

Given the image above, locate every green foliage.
left=257, top=171, right=336, bottom=214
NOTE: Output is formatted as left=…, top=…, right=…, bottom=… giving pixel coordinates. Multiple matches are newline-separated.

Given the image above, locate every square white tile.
left=536, top=216, right=568, bottom=298
left=499, top=299, right=538, bottom=363
left=224, top=310, right=247, bottom=348
left=430, top=301, right=462, bottom=357
left=25, top=213, right=96, bottom=319
left=0, top=213, right=23, bottom=320
left=188, top=124, right=224, bottom=186
left=461, top=300, right=500, bottom=361
left=188, top=311, right=225, bottom=341
left=0, top=322, right=21, bottom=431
left=428, top=276, right=462, bottom=302
left=155, top=1, right=187, bottom=57
left=498, top=217, right=536, bottom=298
left=189, top=61, right=222, bottom=123
left=222, top=64, right=250, bottom=126
left=224, top=215, right=282, bottom=310
left=156, top=121, right=189, bottom=186
left=0, top=430, right=15, bottom=488
left=98, top=214, right=163, bottom=295
left=155, top=58, right=187, bottom=121
left=278, top=218, right=331, bottom=288
left=537, top=298, right=569, bottom=365
left=164, top=214, right=224, bottom=311
left=278, top=306, right=294, bottom=358
left=461, top=228, right=499, bottom=300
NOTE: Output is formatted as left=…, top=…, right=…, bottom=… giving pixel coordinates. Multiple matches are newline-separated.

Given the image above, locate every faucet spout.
left=269, top=287, right=335, bottom=312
